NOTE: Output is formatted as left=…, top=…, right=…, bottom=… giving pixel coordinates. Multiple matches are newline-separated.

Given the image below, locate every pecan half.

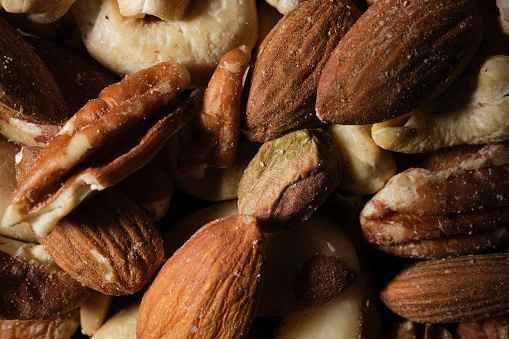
left=2, top=61, right=192, bottom=236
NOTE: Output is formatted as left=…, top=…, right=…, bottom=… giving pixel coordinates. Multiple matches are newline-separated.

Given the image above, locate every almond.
left=380, top=253, right=509, bottom=323
left=316, top=0, right=483, bottom=125
left=243, top=0, right=361, bottom=142
left=137, top=215, right=264, bottom=339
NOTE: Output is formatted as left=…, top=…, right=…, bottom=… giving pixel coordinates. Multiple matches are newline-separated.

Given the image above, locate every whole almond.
left=380, top=253, right=509, bottom=323
left=137, top=215, right=264, bottom=339
left=243, top=0, right=361, bottom=142
left=315, top=0, right=483, bottom=125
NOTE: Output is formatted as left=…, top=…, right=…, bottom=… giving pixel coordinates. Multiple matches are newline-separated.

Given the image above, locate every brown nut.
left=178, top=45, right=251, bottom=175
left=0, top=308, right=80, bottom=339
left=2, top=61, right=191, bottom=237
left=137, top=215, right=264, bottom=339
left=360, top=143, right=509, bottom=259
left=243, top=0, right=361, bottom=143
left=0, top=235, right=90, bottom=320
left=380, top=253, right=509, bottom=323
left=36, top=189, right=165, bottom=296
left=455, top=317, right=509, bottom=338
left=316, top=0, right=483, bottom=125
left=238, top=129, right=341, bottom=232
left=384, top=320, right=454, bottom=339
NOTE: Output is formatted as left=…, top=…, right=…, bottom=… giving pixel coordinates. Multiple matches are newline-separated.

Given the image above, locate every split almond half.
left=137, top=214, right=264, bottom=339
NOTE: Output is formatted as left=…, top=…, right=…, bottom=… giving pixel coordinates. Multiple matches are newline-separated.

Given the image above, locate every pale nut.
left=137, top=215, right=264, bottom=339
left=264, top=0, right=305, bottom=14
left=72, top=0, right=258, bottom=86
left=238, top=129, right=341, bottom=232
left=360, top=143, right=509, bottom=259
left=372, top=55, right=509, bottom=153
left=178, top=45, right=251, bottom=175
left=326, top=124, right=396, bottom=195
left=315, top=0, right=483, bottom=125
left=117, top=0, right=191, bottom=20
left=0, top=308, right=80, bottom=339
left=36, top=189, right=165, bottom=296
left=272, top=264, right=381, bottom=339
left=243, top=0, right=361, bottom=142
left=2, top=61, right=191, bottom=237
left=79, top=290, right=113, bottom=337
left=0, top=235, right=90, bottom=320
left=0, top=0, right=76, bottom=23
left=379, top=253, right=509, bottom=323
left=90, top=302, right=140, bottom=339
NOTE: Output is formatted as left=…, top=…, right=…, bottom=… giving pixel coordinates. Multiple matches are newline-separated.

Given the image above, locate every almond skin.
left=315, top=0, right=484, bottom=125
left=243, top=0, right=361, bottom=142
left=380, top=253, right=509, bottom=323
left=137, top=215, right=264, bottom=339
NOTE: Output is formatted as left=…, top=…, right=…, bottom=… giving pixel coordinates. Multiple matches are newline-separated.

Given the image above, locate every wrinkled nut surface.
left=0, top=235, right=90, bottom=320
left=360, top=143, right=509, bottom=259
left=238, top=129, right=341, bottom=232
left=0, top=308, right=80, bottom=339
left=384, top=320, right=454, bottom=339
left=380, top=253, right=509, bottom=323
left=326, top=124, right=396, bottom=195
left=2, top=61, right=191, bottom=237
left=72, top=0, right=258, bottom=85
left=372, top=55, right=509, bottom=153
left=244, top=0, right=361, bottom=142
left=316, top=0, right=483, bottom=125
left=178, top=45, right=251, bottom=175
left=455, top=317, right=509, bottom=338
left=137, top=215, right=264, bottom=339
left=36, top=189, right=165, bottom=295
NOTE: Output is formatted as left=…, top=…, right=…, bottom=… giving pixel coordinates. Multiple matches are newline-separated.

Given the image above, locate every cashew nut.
left=72, top=0, right=258, bottom=86
left=265, top=0, right=305, bottom=14
left=117, top=0, right=191, bottom=20
left=372, top=55, right=509, bottom=153
left=0, top=0, right=76, bottom=23
left=326, top=124, right=396, bottom=195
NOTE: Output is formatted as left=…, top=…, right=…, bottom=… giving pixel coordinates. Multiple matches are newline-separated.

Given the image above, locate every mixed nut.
left=1, top=0, right=509, bottom=338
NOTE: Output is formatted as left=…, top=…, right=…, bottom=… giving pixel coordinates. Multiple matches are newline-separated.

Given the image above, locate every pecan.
left=2, top=61, right=192, bottom=236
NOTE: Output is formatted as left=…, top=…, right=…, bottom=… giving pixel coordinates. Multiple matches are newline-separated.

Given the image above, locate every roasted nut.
left=316, top=0, right=483, bottom=125
left=36, top=189, right=165, bottom=295
left=380, top=253, right=509, bottom=324
left=163, top=200, right=359, bottom=317
left=0, top=16, right=67, bottom=129
left=384, top=320, right=454, bottom=339
left=360, top=143, right=509, bottom=259
left=455, top=317, right=509, bottom=338
left=0, top=235, right=90, bottom=320
left=326, top=124, right=396, bottom=195
left=238, top=129, right=341, bottom=232
left=243, top=0, right=361, bottom=142
left=0, top=138, right=36, bottom=243
left=372, top=55, right=509, bottom=153
left=137, top=215, right=264, bottom=339
left=178, top=45, right=251, bottom=175
left=72, top=0, right=258, bottom=86
left=0, top=308, right=80, bottom=339
left=2, top=61, right=191, bottom=237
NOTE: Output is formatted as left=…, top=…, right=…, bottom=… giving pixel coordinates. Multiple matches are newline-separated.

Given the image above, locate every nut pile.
left=0, top=0, right=509, bottom=338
